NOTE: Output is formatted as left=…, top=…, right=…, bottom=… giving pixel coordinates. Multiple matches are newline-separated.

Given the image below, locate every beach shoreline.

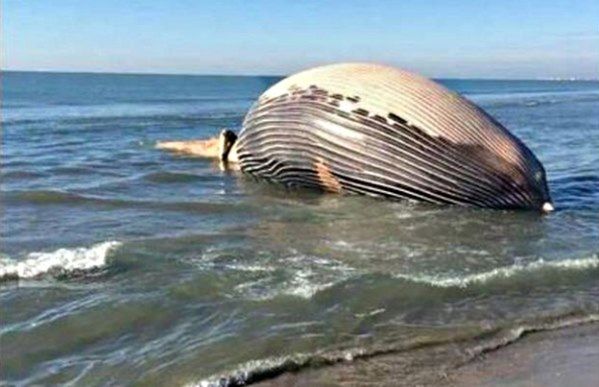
left=448, top=321, right=599, bottom=386
left=255, top=321, right=599, bottom=386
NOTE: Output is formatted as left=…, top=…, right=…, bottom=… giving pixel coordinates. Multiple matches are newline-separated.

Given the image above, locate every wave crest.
left=0, top=241, right=121, bottom=281
left=395, top=255, right=599, bottom=288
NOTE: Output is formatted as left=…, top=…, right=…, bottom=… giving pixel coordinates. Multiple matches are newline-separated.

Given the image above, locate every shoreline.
left=253, top=321, right=599, bottom=386
left=448, top=321, right=599, bottom=386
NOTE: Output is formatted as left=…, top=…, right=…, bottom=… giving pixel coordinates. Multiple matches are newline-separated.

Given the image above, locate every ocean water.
left=1, top=71, right=599, bottom=385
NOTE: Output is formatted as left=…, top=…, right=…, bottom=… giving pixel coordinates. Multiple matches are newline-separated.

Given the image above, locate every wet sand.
left=256, top=322, right=599, bottom=386
left=449, top=322, right=599, bottom=387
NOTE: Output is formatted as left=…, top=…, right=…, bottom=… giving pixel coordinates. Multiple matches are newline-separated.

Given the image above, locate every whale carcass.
left=158, top=63, right=553, bottom=211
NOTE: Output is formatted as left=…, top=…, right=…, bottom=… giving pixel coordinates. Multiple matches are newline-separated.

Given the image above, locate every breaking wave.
left=395, top=255, right=599, bottom=288
left=0, top=241, right=121, bottom=281
left=203, top=252, right=598, bottom=301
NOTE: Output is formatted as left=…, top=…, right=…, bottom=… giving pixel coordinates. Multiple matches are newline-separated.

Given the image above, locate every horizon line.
left=2, top=68, right=599, bottom=82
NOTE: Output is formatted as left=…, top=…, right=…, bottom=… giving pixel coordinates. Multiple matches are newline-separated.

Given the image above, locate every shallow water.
left=1, top=72, right=599, bottom=385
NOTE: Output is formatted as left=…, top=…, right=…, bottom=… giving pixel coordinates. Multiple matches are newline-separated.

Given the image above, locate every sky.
left=3, top=0, right=598, bottom=79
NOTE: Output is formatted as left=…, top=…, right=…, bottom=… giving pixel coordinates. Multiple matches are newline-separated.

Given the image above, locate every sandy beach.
left=449, top=321, right=599, bottom=386
left=256, top=322, right=599, bottom=386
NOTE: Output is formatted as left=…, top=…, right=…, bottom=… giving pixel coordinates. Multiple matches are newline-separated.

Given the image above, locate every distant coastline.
left=2, top=68, right=599, bottom=82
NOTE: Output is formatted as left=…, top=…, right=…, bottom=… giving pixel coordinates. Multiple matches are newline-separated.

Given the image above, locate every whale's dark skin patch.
left=352, top=108, right=370, bottom=117
left=388, top=112, right=407, bottom=125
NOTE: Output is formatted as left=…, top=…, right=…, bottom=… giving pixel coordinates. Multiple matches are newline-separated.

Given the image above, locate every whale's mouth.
left=542, top=202, right=555, bottom=213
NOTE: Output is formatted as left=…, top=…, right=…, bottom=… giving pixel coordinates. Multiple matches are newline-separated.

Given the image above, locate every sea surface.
left=1, top=71, right=599, bottom=385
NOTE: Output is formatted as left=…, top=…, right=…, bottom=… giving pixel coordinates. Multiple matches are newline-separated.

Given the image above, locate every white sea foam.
left=394, top=255, right=599, bottom=288
left=283, top=268, right=335, bottom=299
left=231, top=254, right=357, bottom=300
left=233, top=267, right=338, bottom=300
left=0, top=241, right=122, bottom=280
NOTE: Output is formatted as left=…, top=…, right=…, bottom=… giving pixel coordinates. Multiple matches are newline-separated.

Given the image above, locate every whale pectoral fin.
left=156, top=137, right=221, bottom=158
left=156, top=129, right=239, bottom=162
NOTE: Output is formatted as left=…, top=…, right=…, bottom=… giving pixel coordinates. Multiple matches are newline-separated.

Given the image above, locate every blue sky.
left=3, top=0, right=598, bottom=78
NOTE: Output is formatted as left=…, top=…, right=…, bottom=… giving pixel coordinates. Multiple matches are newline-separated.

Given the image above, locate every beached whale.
left=158, top=63, right=553, bottom=212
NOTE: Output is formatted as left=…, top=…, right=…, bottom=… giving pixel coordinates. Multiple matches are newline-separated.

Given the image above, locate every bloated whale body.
left=235, top=63, right=552, bottom=211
